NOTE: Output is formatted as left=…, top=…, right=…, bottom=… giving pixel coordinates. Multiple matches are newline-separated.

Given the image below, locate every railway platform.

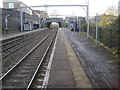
left=47, top=28, right=92, bottom=88
left=1, top=28, right=47, bottom=41
left=62, top=28, right=118, bottom=88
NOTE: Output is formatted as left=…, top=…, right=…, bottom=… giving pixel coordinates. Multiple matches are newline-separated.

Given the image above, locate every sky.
left=0, top=0, right=119, bottom=17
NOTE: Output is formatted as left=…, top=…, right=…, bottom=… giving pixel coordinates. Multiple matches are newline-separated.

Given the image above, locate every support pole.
left=79, top=19, right=81, bottom=34
left=86, top=0, right=89, bottom=39
left=20, top=3, right=23, bottom=31
left=96, top=13, right=98, bottom=45
left=77, top=14, right=79, bottom=32
left=45, top=4, right=48, bottom=19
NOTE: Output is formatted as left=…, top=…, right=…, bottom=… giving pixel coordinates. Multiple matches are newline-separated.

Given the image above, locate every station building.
left=3, top=0, right=33, bottom=15
left=1, top=0, right=49, bottom=33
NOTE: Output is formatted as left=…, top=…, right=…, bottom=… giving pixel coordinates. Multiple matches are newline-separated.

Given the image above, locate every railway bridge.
left=42, top=18, right=64, bottom=28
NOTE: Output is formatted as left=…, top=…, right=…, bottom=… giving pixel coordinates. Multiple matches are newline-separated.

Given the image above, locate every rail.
left=0, top=30, right=55, bottom=81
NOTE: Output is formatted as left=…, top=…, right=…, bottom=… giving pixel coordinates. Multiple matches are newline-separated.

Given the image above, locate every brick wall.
left=2, top=8, right=21, bottom=33
left=1, top=8, right=39, bottom=33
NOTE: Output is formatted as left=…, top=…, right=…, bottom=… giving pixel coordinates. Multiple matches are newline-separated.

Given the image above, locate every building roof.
left=3, top=0, right=20, bottom=2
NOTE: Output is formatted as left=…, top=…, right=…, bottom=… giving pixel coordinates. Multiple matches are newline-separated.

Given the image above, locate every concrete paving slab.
left=48, top=70, right=75, bottom=86
left=60, top=29, right=92, bottom=88
left=48, top=29, right=76, bottom=88
left=48, top=28, right=92, bottom=88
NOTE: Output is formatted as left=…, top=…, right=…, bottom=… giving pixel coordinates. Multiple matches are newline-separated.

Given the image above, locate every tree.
left=98, top=14, right=116, bottom=27
left=98, top=6, right=118, bottom=27
left=105, top=6, right=118, bottom=16
left=111, top=15, right=120, bottom=29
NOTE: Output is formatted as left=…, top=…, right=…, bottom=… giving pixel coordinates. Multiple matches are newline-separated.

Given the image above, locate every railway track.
left=27, top=30, right=57, bottom=89
left=1, top=29, right=58, bottom=89
left=2, top=29, right=52, bottom=75
left=1, top=29, right=49, bottom=58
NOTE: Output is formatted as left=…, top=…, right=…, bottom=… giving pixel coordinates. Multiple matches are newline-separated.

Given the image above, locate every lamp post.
left=5, top=14, right=10, bottom=33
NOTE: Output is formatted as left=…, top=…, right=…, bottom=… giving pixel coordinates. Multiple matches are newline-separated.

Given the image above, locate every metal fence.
left=82, top=25, right=119, bottom=52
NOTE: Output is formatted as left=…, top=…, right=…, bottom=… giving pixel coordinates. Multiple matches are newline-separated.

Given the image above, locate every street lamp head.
left=7, top=14, right=10, bottom=17
left=5, top=14, right=10, bottom=18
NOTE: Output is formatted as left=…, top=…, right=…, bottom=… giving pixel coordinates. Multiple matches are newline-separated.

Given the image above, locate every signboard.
left=95, top=16, right=99, bottom=23
left=9, top=3, right=14, bottom=8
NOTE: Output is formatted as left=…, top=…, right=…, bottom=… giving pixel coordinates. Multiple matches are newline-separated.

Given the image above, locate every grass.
left=81, top=32, right=96, bottom=44
left=112, top=58, right=120, bottom=63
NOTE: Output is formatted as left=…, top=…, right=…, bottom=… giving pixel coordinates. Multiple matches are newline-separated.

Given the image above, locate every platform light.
left=5, top=14, right=10, bottom=31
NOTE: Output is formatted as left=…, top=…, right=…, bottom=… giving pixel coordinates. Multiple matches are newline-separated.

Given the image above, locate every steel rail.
left=2, top=38, right=32, bottom=59
left=1, top=29, right=48, bottom=53
left=1, top=31, right=43, bottom=59
left=1, top=35, right=23, bottom=44
left=0, top=30, right=54, bottom=81
left=26, top=30, right=57, bottom=90
left=1, top=37, right=22, bottom=47
left=42, top=29, right=58, bottom=88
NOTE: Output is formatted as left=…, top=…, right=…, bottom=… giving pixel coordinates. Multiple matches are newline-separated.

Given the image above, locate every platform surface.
left=63, top=28, right=118, bottom=88
left=48, top=28, right=92, bottom=88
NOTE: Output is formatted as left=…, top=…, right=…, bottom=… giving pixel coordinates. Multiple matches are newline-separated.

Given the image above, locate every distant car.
left=50, top=22, right=59, bottom=29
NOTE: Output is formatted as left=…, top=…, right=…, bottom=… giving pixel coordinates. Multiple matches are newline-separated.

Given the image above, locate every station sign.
left=9, top=3, right=14, bottom=8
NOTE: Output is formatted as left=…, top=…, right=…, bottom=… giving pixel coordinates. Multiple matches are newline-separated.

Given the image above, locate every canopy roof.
left=3, top=0, right=20, bottom=2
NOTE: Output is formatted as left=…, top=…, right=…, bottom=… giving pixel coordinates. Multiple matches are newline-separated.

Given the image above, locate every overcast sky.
left=0, top=0, right=119, bottom=16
